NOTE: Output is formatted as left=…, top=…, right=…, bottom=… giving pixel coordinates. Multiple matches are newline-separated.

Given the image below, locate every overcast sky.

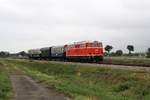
left=0, top=0, right=150, bottom=53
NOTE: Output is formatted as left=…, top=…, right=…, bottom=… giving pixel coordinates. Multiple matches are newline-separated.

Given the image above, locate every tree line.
left=0, top=51, right=9, bottom=57
left=0, top=46, right=150, bottom=58
left=104, top=45, right=150, bottom=58
left=0, top=51, right=28, bottom=58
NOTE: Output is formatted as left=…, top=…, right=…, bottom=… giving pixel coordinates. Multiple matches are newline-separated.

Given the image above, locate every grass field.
left=1, top=59, right=150, bottom=100
left=103, top=57, right=150, bottom=66
left=0, top=62, right=11, bottom=100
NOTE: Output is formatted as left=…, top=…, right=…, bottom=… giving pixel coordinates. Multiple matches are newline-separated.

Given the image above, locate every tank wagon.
left=28, top=41, right=104, bottom=62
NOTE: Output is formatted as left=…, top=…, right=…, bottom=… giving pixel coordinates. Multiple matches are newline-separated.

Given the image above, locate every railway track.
left=58, top=60, right=150, bottom=68
left=99, top=62, right=150, bottom=67
left=28, top=58, right=150, bottom=67
left=43, top=60, right=150, bottom=71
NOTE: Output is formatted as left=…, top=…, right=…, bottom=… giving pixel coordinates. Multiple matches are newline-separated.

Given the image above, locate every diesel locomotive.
left=28, top=41, right=104, bottom=62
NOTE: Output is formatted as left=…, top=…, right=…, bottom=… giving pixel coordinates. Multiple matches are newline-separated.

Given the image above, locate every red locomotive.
left=65, top=41, right=104, bottom=62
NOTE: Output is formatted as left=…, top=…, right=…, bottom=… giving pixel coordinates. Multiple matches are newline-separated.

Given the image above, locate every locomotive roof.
left=67, top=41, right=102, bottom=45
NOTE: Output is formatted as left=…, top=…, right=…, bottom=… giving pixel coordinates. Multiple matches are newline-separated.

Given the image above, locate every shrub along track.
left=2, top=62, right=69, bottom=100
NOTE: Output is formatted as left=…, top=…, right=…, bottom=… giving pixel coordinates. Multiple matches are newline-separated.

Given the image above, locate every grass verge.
left=103, top=57, right=150, bottom=66
left=0, top=62, right=11, bottom=100
left=1, top=59, right=150, bottom=100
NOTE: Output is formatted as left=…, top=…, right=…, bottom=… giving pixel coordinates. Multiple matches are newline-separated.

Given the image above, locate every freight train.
left=28, top=41, right=104, bottom=62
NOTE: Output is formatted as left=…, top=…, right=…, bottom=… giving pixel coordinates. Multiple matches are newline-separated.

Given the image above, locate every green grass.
left=0, top=62, right=11, bottom=100
left=104, top=57, right=150, bottom=66
left=1, top=59, right=150, bottom=100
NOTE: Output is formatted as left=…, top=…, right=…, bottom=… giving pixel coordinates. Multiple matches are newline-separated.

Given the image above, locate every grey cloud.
left=0, top=0, right=150, bottom=53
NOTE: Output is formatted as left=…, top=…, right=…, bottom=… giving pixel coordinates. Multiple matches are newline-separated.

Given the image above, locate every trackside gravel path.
left=10, top=75, right=68, bottom=100
left=1, top=61, right=69, bottom=100
left=6, top=63, right=69, bottom=100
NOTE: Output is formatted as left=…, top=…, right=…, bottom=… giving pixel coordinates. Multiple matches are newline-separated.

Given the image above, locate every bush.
left=104, top=45, right=113, bottom=55
left=115, top=50, right=123, bottom=56
left=114, top=82, right=132, bottom=92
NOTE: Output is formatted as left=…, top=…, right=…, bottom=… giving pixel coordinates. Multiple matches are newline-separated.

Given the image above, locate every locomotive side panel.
left=66, top=48, right=103, bottom=57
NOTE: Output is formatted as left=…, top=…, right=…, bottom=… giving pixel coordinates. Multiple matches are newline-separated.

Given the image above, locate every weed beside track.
left=0, top=62, right=11, bottom=100
left=103, top=57, right=150, bottom=67
left=1, top=59, right=150, bottom=100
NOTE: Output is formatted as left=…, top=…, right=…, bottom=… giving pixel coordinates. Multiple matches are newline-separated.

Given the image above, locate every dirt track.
left=3, top=61, right=69, bottom=100
left=10, top=75, right=68, bottom=100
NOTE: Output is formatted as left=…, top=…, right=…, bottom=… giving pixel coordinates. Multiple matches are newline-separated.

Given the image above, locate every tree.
left=116, top=50, right=123, bottom=56
left=0, top=51, right=9, bottom=57
left=127, top=45, right=134, bottom=55
left=17, top=51, right=27, bottom=56
left=146, top=48, right=150, bottom=58
left=105, top=45, right=113, bottom=55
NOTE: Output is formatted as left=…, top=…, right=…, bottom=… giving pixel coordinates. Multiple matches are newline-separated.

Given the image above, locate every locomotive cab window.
left=80, top=44, right=85, bottom=48
left=86, top=42, right=103, bottom=47
left=87, top=43, right=95, bottom=47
